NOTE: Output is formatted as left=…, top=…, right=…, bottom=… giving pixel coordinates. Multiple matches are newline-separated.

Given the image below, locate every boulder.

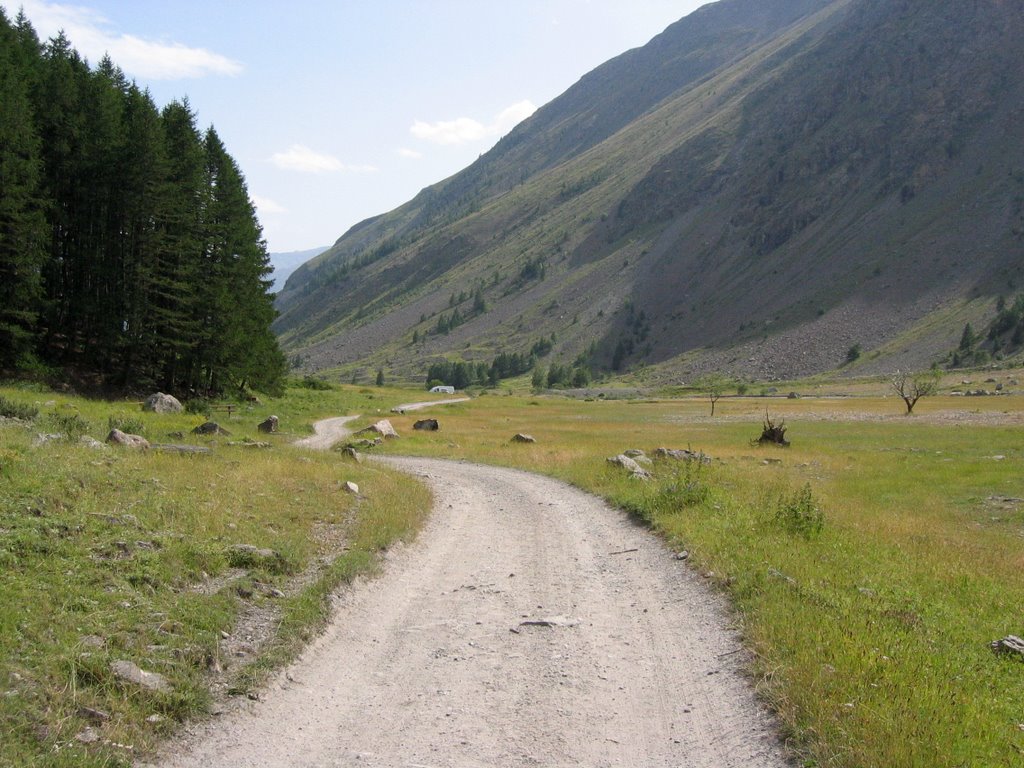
left=654, top=447, right=712, bottom=465
left=340, top=446, right=361, bottom=462
left=607, top=454, right=652, bottom=480
left=143, top=392, right=182, bottom=413
left=152, top=443, right=211, bottom=454
left=77, top=706, right=111, bottom=724
left=192, top=421, right=230, bottom=436
left=357, top=419, right=399, bottom=439
left=106, top=429, right=150, bottom=450
left=226, top=543, right=285, bottom=572
left=413, top=418, right=439, bottom=431
left=991, top=635, right=1024, bottom=659
left=80, top=435, right=107, bottom=450
left=76, top=727, right=100, bottom=744
left=257, top=415, right=279, bottom=434
left=511, top=433, right=536, bottom=444
left=110, top=660, right=170, bottom=692
left=346, top=438, right=382, bottom=450
left=343, top=481, right=360, bottom=494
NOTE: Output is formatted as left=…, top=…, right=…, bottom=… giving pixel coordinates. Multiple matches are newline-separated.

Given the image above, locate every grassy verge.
left=0, top=382, right=430, bottom=767
left=375, top=390, right=1024, bottom=767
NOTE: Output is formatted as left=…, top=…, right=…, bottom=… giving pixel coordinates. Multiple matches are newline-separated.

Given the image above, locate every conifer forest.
left=0, top=10, right=286, bottom=396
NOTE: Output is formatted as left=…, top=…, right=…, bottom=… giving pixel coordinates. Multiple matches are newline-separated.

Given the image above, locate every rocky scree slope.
left=275, top=0, right=1024, bottom=382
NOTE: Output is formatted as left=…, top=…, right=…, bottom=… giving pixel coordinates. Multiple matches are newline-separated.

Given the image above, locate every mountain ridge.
left=276, top=0, right=1024, bottom=384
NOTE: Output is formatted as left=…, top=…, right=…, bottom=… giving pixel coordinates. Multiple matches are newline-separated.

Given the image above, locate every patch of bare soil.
left=145, top=456, right=789, bottom=767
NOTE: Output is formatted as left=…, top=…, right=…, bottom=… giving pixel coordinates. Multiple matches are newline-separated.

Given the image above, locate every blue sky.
left=5, top=1, right=709, bottom=253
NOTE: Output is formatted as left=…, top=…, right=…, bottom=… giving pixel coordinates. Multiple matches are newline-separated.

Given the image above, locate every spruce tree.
left=199, top=128, right=285, bottom=395
left=35, top=32, right=90, bottom=358
left=0, top=12, right=46, bottom=368
left=115, top=85, right=168, bottom=388
left=151, top=99, right=206, bottom=391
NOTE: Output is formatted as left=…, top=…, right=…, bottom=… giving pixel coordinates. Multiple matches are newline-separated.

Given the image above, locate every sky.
left=4, top=1, right=711, bottom=253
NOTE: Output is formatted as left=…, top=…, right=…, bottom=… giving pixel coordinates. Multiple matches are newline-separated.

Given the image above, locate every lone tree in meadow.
left=698, top=374, right=728, bottom=416
left=891, top=369, right=941, bottom=415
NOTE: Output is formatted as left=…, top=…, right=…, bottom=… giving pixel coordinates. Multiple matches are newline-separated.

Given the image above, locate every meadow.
left=1, top=377, right=1022, bottom=767
left=379, top=384, right=1024, bottom=768
left=0, top=382, right=429, bottom=767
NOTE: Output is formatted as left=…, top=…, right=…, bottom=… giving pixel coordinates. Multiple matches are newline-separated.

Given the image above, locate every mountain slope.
left=276, top=0, right=1024, bottom=383
left=268, top=246, right=328, bottom=292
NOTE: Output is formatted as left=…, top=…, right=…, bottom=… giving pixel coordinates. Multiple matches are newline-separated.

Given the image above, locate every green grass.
left=374, top=390, right=1024, bottom=767
left=4, top=379, right=1024, bottom=766
left=0, top=381, right=430, bottom=767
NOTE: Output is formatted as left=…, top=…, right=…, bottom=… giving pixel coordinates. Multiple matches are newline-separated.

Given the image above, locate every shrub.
left=41, top=412, right=92, bottom=441
left=185, top=398, right=212, bottom=417
left=774, top=482, right=825, bottom=539
left=658, top=461, right=711, bottom=509
left=0, top=395, right=38, bottom=421
left=296, top=375, right=333, bottom=391
left=108, top=413, right=146, bottom=436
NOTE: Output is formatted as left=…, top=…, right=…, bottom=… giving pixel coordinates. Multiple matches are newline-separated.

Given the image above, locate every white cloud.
left=270, top=144, right=377, bottom=174
left=494, top=100, right=539, bottom=133
left=410, top=100, right=537, bottom=146
left=108, top=35, right=241, bottom=80
left=10, top=0, right=242, bottom=79
left=411, top=117, right=487, bottom=146
left=397, top=147, right=423, bottom=159
left=252, top=195, right=286, bottom=215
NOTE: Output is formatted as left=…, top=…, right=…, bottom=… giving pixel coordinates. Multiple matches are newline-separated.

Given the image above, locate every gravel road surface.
left=147, top=447, right=788, bottom=767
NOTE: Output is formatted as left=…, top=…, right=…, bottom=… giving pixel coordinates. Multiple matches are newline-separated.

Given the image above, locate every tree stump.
left=757, top=412, right=789, bottom=446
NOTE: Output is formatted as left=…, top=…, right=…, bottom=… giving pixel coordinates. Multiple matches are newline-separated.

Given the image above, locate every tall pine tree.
left=150, top=99, right=206, bottom=392
left=0, top=11, right=46, bottom=369
left=198, top=128, right=286, bottom=395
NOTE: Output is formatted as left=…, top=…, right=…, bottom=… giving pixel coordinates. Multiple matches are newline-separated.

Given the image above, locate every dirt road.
left=292, top=415, right=361, bottom=450
left=392, top=397, right=471, bottom=413
left=149, top=451, right=788, bottom=767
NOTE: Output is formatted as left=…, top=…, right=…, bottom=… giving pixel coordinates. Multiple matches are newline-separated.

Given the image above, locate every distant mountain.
left=275, top=0, right=1024, bottom=384
left=268, top=246, right=329, bottom=292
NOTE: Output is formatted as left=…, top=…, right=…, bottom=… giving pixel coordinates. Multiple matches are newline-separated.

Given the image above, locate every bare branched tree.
left=698, top=374, right=728, bottom=416
left=891, top=369, right=941, bottom=414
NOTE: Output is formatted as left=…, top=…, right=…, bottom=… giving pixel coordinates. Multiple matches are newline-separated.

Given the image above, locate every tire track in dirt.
left=147, top=449, right=789, bottom=767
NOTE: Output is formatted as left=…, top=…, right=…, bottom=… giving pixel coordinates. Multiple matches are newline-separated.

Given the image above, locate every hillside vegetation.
left=275, top=0, right=1024, bottom=385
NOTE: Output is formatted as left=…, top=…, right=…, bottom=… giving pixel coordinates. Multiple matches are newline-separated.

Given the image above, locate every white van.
left=429, top=385, right=455, bottom=394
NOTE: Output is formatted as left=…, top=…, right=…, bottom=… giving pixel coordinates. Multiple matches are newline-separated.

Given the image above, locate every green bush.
left=657, top=460, right=711, bottom=510
left=108, top=413, right=146, bottom=436
left=185, top=398, right=212, bottom=417
left=296, top=375, right=333, bottom=391
left=774, top=482, right=825, bottom=539
left=0, top=395, right=38, bottom=421
left=41, top=412, right=92, bottom=441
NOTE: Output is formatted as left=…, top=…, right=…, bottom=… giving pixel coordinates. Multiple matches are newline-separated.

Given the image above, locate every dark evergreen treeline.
left=0, top=11, right=286, bottom=395
left=425, top=350, right=536, bottom=389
